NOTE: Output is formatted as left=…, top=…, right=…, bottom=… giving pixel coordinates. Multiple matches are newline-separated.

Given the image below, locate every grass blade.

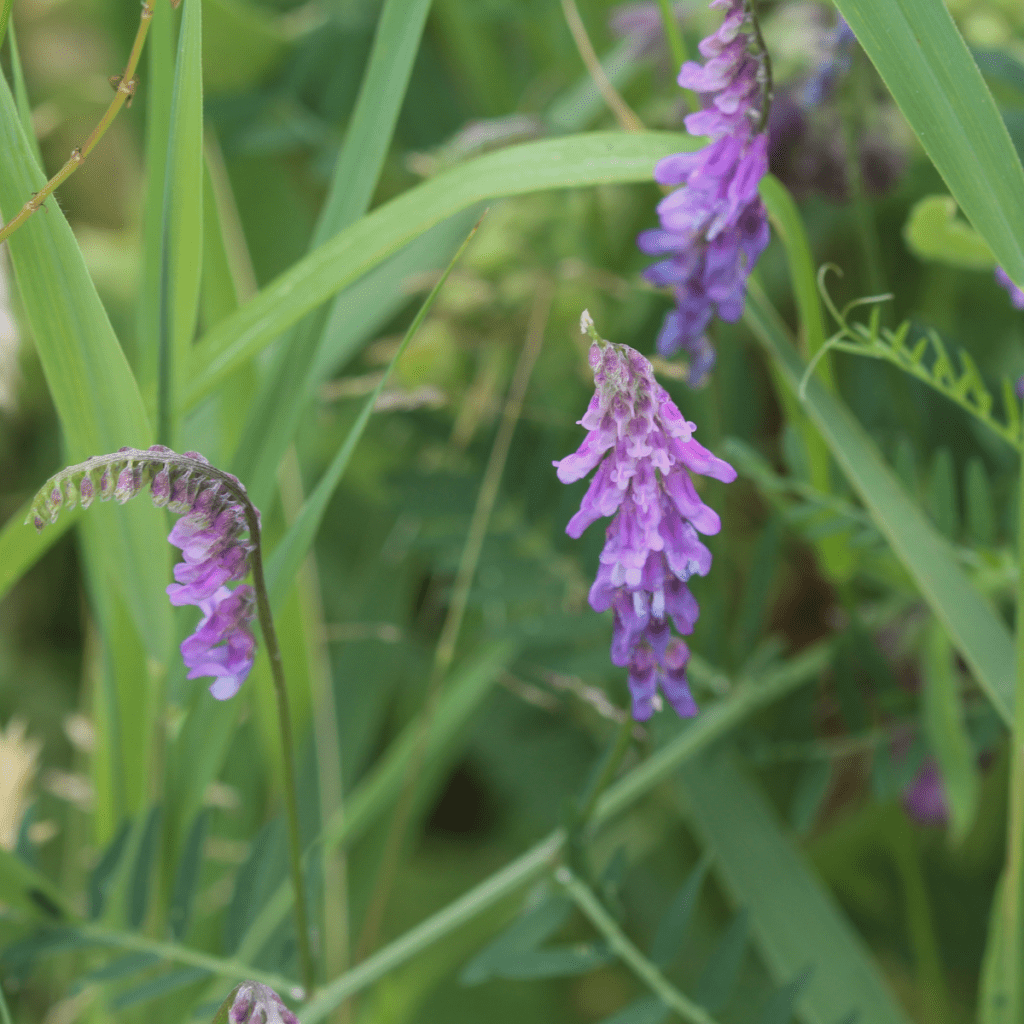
left=184, top=131, right=697, bottom=411
left=681, top=754, right=912, bottom=1024
left=833, top=0, right=1024, bottom=286
left=0, top=74, right=171, bottom=659
left=157, top=0, right=203, bottom=446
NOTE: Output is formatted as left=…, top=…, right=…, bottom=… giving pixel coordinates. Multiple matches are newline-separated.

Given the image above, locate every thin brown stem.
left=560, top=0, right=645, bottom=133
left=353, top=283, right=554, bottom=969
left=246, top=508, right=317, bottom=998
left=0, top=0, right=156, bottom=247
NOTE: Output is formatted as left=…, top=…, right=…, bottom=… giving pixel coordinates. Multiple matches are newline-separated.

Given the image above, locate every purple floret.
left=556, top=334, right=735, bottom=720
left=638, top=0, right=771, bottom=384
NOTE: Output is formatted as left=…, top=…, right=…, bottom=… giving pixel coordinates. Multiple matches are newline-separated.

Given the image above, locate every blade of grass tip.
left=264, top=214, right=486, bottom=608
left=355, top=277, right=553, bottom=963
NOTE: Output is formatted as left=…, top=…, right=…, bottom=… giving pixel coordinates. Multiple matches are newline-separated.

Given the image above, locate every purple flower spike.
left=557, top=316, right=736, bottom=721
left=638, top=0, right=770, bottom=384
left=996, top=267, right=1024, bottom=310
left=229, top=981, right=300, bottom=1024
left=27, top=447, right=260, bottom=701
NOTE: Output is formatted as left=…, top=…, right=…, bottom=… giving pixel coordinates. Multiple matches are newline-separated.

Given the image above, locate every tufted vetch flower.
left=227, top=981, right=300, bottom=1024
left=638, top=0, right=771, bottom=385
left=556, top=314, right=736, bottom=720
left=28, top=446, right=259, bottom=700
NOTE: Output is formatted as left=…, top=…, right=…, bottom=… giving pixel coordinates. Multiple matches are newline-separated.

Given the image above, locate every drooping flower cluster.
left=638, top=0, right=771, bottom=385
left=228, top=981, right=299, bottom=1024
left=556, top=315, right=736, bottom=721
left=996, top=267, right=1024, bottom=310
left=28, top=446, right=258, bottom=701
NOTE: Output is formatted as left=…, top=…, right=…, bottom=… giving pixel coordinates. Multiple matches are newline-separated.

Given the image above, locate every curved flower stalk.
left=28, top=446, right=258, bottom=699
left=638, top=0, right=771, bottom=385
left=556, top=313, right=736, bottom=721
left=28, top=446, right=317, bottom=994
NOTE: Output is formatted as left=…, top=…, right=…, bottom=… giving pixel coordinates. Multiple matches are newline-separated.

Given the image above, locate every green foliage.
left=3, top=1, right=1024, bottom=1022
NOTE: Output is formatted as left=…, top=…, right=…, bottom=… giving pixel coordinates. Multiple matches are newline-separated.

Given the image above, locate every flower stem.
left=557, top=866, right=722, bottom=1024
left=656, top=0, right=688, bottom=70
left=246, top=505, right=317, bottom=999
left=0, top=0, right=154, bottom=247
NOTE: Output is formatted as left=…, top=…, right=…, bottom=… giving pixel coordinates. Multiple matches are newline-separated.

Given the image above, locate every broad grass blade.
left=682, top=754, right=912, bottom=1024
left=185, top=131, right=697, bottom=410
left=834, top=0, right=1024, bottom=287
left=0, top=76, right=171, bottom=658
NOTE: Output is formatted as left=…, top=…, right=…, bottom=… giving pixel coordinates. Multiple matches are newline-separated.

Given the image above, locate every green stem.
left=998, top=461, right=1024, bottom=1019
left=655, top=0, right=687, bottom=69
left=654, top=0, right=698, bottom=113
left=247, top=508, right=317, bottom=998
left=558, top=867, right=721, bottom=1024
left=298, top=642, right=832, bottom=1024
left=0, top=0, right=154, bottom=246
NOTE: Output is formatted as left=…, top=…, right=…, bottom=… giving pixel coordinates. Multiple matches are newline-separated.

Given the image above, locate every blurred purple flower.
left=902, top=757, right=949, bottom=826
left=229, top=982, right=299, bottom=1024
left=996, top=267, right=1024, bottom=310
left=801, top=16, right=856, bottom=107
left=555, top=317, right=736, bottom=720
left=30, top=446, right=258, bottom=701
left=767, top=15, right=907, bottom=204
left=638, top=0, right=771, bottom=385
